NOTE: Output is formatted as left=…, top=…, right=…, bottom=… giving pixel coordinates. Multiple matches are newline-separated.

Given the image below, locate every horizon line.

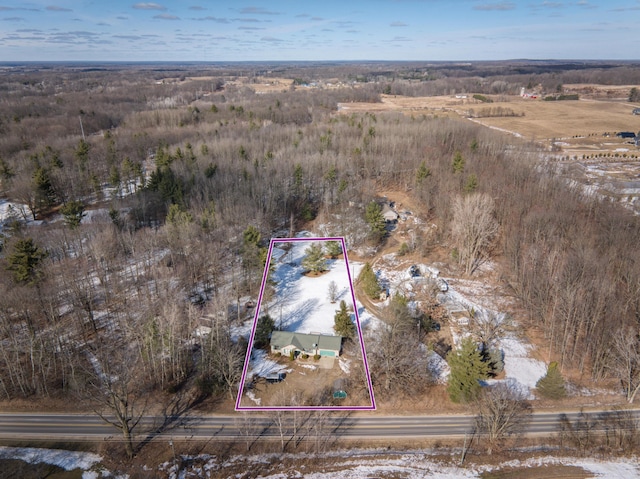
left=2, top=58, right=640, bottom=66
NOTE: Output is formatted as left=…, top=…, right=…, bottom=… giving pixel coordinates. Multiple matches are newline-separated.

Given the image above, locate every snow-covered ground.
left=237, top=237, right=362, bottom=382
left=440, top=282, right=546, bottom=397
left=265, top=239, right=355, bottom=335
left=156, top=450, right=640, bottom=479
left=0, top=199, right=34, bottom=230
left=0, top=446, right=124, bottom=478
left=244, top=348, right=291, bottom=382
left=374, top=255, right=547, bottom=397
left=1, top=444, right=637, bottom=478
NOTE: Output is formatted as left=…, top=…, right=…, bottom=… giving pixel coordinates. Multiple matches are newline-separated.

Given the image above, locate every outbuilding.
left=381, top=203, right=399, bottom=223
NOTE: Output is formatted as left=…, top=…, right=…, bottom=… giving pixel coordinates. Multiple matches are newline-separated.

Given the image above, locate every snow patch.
left=339, top=357, right=351, bottom=374
left=0, top=446, right=102, bottom=471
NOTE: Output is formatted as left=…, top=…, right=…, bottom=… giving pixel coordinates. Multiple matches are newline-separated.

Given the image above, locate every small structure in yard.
left=270, top=331, right=342, bottom=357
left=381, top=203, right=399, bottom=223
left=192, top=325, right=212, bottom=338
left=333, top=378, right=347, bottom=399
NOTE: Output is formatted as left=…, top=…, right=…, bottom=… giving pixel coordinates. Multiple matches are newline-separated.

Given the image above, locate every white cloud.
left=473, top=2, right=516, bottom=11
left=46, top=5, right=73, bottom=12
left=153, top=13, right=179, bottom=20
left=132, top=3, right=166, bottom=11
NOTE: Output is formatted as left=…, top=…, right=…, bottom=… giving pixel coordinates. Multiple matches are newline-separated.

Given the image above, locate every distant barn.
left=616, top=131, right=636, bottom=138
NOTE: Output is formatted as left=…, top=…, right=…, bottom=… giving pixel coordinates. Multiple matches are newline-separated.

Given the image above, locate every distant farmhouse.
left=271, top=331, right=342, bottom=357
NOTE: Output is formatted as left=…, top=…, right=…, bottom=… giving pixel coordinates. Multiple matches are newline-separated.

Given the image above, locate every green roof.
left=270, top=331, right=342, bottom=353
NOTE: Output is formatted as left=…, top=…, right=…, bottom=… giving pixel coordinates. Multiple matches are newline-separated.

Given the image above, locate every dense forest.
left=0, top=61, right=639, bottom=456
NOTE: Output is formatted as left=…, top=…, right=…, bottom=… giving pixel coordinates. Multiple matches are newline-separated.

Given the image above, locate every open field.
left=341, top=93, right=640, bottom=145
left=339, top=90, right=640, bottom=211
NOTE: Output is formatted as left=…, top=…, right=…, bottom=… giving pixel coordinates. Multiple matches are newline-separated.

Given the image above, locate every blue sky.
left=1, top=1, right=639, bottom=61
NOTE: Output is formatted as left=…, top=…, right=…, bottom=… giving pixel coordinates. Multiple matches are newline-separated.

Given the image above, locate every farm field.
left=341, top=92, right=640, bottom=146
left=339, top=90, right=640, bottom=211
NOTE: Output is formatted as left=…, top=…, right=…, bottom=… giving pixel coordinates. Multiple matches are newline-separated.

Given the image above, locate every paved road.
left=0, top=409, right=638, bottom=442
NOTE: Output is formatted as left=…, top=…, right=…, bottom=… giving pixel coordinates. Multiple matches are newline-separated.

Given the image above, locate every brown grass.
left=338, top=92, right=640, bottom=154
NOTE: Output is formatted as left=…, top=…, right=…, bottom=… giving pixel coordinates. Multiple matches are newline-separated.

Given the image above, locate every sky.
left=1, top=1, right=640, bottom=62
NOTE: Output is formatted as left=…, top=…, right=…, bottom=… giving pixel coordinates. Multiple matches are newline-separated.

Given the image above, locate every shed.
left=381, top=203, right=399, bottom=222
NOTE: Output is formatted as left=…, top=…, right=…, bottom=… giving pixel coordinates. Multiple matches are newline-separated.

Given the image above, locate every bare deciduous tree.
left=327, top=280, right=338, bottom=303
left=468, top=308, right=510, bottom=353
left=84, top=340, right=148, bottom=459
left=474, top=383, right=531, bottom=455
left=451, top=193, right=498, bottom=275
left=612, top=326, right=640, bottom=403
left=234, top=412, right=261, bottom=452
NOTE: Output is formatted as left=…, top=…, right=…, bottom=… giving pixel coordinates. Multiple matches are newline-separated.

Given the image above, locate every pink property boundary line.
left=235, top=236, right=377, bottom=411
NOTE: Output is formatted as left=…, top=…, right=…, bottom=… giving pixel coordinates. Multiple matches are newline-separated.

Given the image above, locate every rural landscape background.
left=1, top=1, right=640, bottom=478
left=0, top=58, right=639, bottom=478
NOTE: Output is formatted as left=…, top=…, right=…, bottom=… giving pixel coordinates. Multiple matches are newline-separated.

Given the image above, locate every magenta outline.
left=235, top=236, right=376, bottom=411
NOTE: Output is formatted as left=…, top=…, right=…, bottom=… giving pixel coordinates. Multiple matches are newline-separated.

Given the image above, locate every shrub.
left=301, top=353, right=309, bottom=360
left=313, top=354, right=321, bottom=361
left=473, top=94, right=492, bottom=103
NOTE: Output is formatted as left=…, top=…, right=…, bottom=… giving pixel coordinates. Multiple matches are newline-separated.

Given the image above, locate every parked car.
left=409, top=265, right=421, bottom=277
left=265, top=372, right=286, bottom=383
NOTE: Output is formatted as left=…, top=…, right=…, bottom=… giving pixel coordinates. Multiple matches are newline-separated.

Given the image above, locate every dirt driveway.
left=239, top=351, right=370, bottom=408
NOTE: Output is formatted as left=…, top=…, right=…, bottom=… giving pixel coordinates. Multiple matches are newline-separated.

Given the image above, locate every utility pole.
left=79, top=116, right=85, bottom=141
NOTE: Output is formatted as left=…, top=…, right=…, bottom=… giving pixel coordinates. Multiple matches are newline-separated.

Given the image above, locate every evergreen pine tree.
left=60, top=200, right=86, bottom=229
left=358, top=262, right=381, bottom=299
left=334, top=300, right=356, bottom=339
left=464, top=173, right=478, bottom=193
left=254, top=314, right=275, bottom=350
left=416, top=161, right=431, bottom=183
left=365, top=201, right=386, bottom=242
left=6, top=238, right=48, bottom=285
left=447, top=337, right=490, bottom=403
left=536, top=361, right=566, bottom=399
left=33, top=166, right=56, bottom=215
left=325, top=240, right=342, bottom=259
left=301, top=242, right=327, bottom=273
left=452, top=150, right=465, bottom=174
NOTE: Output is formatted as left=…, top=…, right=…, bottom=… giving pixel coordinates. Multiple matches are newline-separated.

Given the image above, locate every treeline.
left=0, top=67, right=508, bottom=408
